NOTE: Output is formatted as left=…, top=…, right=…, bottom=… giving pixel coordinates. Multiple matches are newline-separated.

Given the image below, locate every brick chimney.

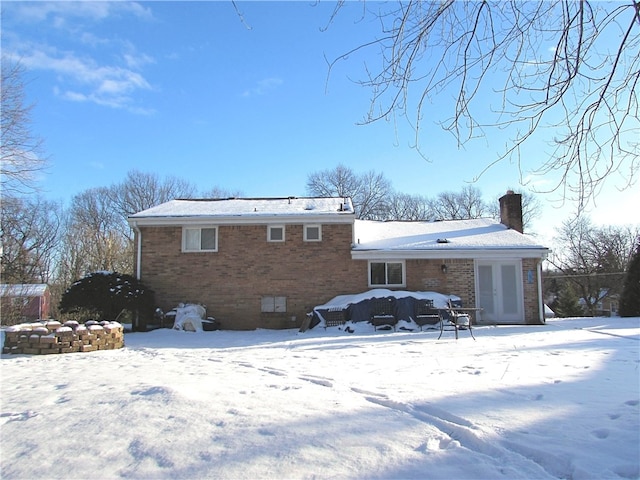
left=499, top=190, right=523, bottom=233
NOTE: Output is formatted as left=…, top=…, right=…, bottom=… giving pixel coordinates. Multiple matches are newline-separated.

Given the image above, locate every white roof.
left=128, top=197, right=355, bottom=225
left=0, top=284, right=49, bottom=297
left=353, top=218, right=549, bottom=259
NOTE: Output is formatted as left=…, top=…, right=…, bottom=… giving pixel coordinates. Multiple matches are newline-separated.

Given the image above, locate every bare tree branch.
left=1, top=56, right=47, bottom=195
left=328, top=1, right=640, bottom=210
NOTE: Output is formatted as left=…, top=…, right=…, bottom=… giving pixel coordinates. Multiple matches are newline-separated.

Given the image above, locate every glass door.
left=476, top=261, right=523, bottom=323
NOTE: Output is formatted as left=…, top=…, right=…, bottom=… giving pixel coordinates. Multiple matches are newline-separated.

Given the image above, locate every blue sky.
left=2, top=1, right=638, bottom=242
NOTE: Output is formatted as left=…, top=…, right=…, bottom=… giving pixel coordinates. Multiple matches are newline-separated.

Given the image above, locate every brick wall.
left=405, top=259, right=475, bottom=306
left=522, top=258, right=543, bottom=324
left=136, top=224, right=544, bottom=329
left=138, top=223, right=367, bottom=329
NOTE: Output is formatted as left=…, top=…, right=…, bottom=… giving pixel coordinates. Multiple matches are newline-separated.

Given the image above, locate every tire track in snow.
left=359, top=391, right=562, bottom=479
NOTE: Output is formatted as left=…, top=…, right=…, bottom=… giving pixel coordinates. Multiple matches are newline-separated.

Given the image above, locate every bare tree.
left=306, top=164, right=392, bottom=219
left=0, top=195, right=61, bottom=283
left=306, top=164, right=361, bottom=199
left=200, top=186, right=244, bottom=199
left=108, top=170, right=197, bottom=220
left=328, top=1, right=640, bottom=209
left=385, top=192, right=433, bottom=220
left=431, top=186, right=488, bottom=220
left=549, top=217, right=639, bottom=315
left=1, top=57, right=47, bottom=195
left=58, top=188, right=132, bottom=282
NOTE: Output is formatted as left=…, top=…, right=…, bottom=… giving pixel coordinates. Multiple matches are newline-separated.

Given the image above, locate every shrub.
left=59, top=272, right=154, bottom=328
left=553, top=282, right=584, bottom=318
left=619, top=238, right=640, bottom=317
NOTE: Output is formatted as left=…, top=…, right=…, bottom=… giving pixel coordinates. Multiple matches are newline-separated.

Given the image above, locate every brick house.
left=0, top=284, right=51, bottom=325
left=128, top=192, right=549, bottom=330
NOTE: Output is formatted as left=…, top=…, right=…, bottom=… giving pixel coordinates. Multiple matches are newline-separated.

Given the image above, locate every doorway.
left=476, top=260, right=524, bottom=323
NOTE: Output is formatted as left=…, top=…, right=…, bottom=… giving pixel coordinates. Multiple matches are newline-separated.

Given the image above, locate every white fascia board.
left=128, top=214, right=355, bottom=227
left=351, top=248, right=550, bottom=260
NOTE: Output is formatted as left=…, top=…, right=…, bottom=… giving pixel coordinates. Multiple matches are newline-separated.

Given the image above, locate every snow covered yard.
left=1, top=317, right=639, bottom=480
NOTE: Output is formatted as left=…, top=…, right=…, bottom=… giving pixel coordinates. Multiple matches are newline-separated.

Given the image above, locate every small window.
left=369, top=261, right=405, bottom=287
left=261, top=296, right=287, bottom=312
left=183, top=227, right=218, bottom=252
left=268, top=225, right=285, bottom=242
left=304, top=225, right=322, bottom=242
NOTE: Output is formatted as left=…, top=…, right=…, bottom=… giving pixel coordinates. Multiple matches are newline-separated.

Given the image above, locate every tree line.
left=2, top=51, right=638, bottom=321
left=3, top=164, right=638, bottom=322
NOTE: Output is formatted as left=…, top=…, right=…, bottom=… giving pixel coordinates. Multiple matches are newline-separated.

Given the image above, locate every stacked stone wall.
left=2, top=320, right=124, bottom=355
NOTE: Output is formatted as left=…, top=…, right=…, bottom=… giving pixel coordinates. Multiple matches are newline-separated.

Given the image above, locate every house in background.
left=0, top=284, right=51, bottom=325
left=128, top=191, right=549, bottom=330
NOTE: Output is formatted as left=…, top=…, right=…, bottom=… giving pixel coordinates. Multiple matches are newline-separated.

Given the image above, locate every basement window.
left=183, top=226, right=218, bottom=252
left=261, top=296, right=287, bottom=313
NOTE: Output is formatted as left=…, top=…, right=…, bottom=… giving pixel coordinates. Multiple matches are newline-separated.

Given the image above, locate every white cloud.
left=242, top=77, right=284, bottom=97
left=10, top=1, right=153, bottom=24
left=17, top=43, right=154, bottom=114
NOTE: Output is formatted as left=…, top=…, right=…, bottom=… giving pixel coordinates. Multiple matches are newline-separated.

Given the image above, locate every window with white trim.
left=182, top=226, right=218, bottom=252
left=268, top=225, right=285, bottom=242
left=369, top=261, right=405, bottom=287
left=304, top=224, right=322, bottom=242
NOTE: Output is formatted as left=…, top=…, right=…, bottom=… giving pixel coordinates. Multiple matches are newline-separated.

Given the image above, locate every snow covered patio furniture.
left=370, top=297, right=398, bottom=331
left=414, top=299, right=443, bottom=335
left=441, top=300, right=477, bottom=340
left=323, top=308, right=348, bottom=329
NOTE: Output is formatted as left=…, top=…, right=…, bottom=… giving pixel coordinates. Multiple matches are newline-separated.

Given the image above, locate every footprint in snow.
left=300, top=376, right=333, bottom=388
left=625, top=399, right=639, bottom=406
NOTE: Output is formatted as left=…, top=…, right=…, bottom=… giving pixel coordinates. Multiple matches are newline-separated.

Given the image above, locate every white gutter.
left=351, top=248, right=550, bottom=260
left=131, top=221, right=142, bottom=280
left=537, top=259, right=545, bottom=324
left=127, top=213, right=355, bottom=227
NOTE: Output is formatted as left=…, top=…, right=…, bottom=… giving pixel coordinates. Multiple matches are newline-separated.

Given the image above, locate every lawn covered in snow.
left=1, top=317, right=639, bottom=479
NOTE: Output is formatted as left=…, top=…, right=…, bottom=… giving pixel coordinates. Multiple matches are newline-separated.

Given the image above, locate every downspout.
left=131, top=221, right=142, bottom=331
left=132, top=222, right=142, bottom=280
left=537, top=259, right=545, bottom=324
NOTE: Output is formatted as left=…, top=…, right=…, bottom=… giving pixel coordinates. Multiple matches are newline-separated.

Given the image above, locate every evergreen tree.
left=59, top=272, right=154, bottom=329
left=619, top=239, right=640, bottom=317
left=554, top=282, right=584, bottom=318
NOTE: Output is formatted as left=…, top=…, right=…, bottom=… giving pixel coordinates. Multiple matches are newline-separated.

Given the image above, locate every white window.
left=369, top=261, right=405, bottom=287
left=261, top=296, right=287, bottom=312
left=304, top=224, right=322, bottom=242
left=183, top=226, right=218, bottom=252
left=268, top=225, right=285, bottom=242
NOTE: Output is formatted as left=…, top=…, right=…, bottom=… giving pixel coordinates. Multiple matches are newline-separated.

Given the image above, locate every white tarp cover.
left=172, top=304, right=206, bottom=332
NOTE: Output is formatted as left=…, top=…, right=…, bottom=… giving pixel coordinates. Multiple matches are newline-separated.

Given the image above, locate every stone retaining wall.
left=2, top=320, right=124, bottom=355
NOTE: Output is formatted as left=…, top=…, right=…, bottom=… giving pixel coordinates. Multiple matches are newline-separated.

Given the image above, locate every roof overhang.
left=128, top=213, right=355, bottom=227
left=351, top=247, right=550, bottom=260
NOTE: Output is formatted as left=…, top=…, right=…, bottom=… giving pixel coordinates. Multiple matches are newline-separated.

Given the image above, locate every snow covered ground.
left=1, top=316, right=639, bottom=479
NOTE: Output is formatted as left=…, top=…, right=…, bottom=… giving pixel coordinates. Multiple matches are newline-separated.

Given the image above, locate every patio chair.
left=443, top=299, right=475, bottom=340
left=370, top=297, right=397, bottom=331
left=414, top=299, right=443, bottom=336
left=323, top=308, right=347, bottom=329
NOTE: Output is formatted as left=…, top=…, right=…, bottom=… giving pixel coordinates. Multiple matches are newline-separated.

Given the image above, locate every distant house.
left=0, top=284, right=51, bottom=324
left=128, top=191, right=550, bottom=330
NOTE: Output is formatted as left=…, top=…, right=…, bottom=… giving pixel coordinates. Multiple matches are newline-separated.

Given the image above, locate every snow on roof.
left=0, top=284, right=49, bottom=297
left=129, top=197, right=354, bottom=222
left=354, top=218, right=547, bottom=252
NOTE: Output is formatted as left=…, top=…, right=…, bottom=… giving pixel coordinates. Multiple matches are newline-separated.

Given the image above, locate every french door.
left=476, top=260, right=523, bottom=323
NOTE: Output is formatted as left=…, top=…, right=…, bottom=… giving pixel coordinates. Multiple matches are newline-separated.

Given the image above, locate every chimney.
left=499, top=190, right=523, bottom=233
